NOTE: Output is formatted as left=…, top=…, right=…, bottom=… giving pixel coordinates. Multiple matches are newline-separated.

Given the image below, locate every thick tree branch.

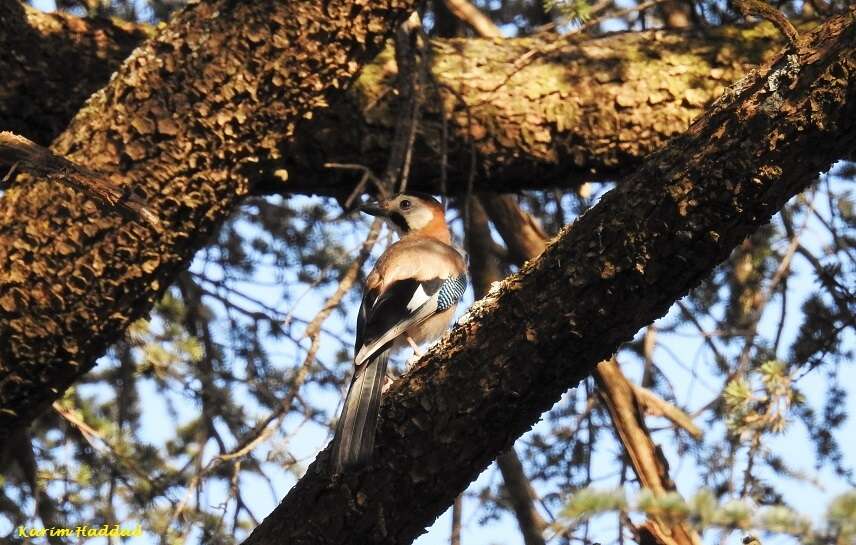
left=2, top=4, right=802, bottom=195
left=240, top=10, right=856, bottom=544
left=0, top=0, right=418, bottom=440
left=265, top=23, right=795, bottom=196
left=0, top=1, right=148, bottom=145
left=479, top=191, right=700, bottom=542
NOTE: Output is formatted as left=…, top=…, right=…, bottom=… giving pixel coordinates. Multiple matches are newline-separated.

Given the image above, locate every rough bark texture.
left=268, top=22, right=793, bottom=196
left=0, top=0, right=417, bottom=441
left=0, top=1, right=148, bottom=145
left=240, top=10, right=856, bottom=545
left=2, top=4, right=796, bottom=194
left=479, top=190, right=702, bottom=544
left=465, top=196, right=548, bottom=545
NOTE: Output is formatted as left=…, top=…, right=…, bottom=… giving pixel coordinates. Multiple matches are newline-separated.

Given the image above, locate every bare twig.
left=450, top=494, right=463, bottom=545
left=631, top=383, right=702, bottom=439
left=443, top=0, right=503, bottom=38
left=733, top=0, right=799, bottom=47
left=384, top=12, right=423, bottom=192
left=0, top=131, right=160, bottom=228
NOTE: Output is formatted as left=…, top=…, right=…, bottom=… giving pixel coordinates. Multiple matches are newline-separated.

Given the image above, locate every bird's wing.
left=354, top=275, right=466, bottom=367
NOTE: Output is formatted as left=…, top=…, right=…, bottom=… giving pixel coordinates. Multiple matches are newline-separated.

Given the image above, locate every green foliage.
left=563, top=487, right=627, bottom=518
left=560, top=487, right=856, bottom=543
left=543, top=0, right=594, bottom=24
left=724, top=360, right=802, bottom=436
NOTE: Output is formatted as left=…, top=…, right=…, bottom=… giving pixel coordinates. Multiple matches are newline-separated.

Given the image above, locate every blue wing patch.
left=437, top=275, right=467, bottom=311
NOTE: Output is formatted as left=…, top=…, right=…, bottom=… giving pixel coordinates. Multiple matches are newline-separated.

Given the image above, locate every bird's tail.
left=330, top=350, right=390, bottom=473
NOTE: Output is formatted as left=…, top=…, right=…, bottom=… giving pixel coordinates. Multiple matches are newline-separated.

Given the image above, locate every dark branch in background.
left=495, top=449, right=549, bottom=545
left=0, top=132, right=159, bottom=227
left=238, top=9, right=856, bottom=544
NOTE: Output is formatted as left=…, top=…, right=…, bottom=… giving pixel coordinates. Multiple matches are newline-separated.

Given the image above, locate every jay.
left=331, top=192, right=467, bottom=473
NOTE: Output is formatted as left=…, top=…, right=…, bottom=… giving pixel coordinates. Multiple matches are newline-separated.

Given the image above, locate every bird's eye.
left=400, top=199, right=412, bottom=210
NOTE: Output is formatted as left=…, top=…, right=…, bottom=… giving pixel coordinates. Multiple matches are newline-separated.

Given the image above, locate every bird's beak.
left=359, top=200, right=387, bottom=217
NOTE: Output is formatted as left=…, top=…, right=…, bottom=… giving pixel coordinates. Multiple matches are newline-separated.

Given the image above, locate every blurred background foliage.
left=2, top=1, right=854, bottom=544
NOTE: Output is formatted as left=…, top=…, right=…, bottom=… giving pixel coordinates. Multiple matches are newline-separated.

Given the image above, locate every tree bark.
left=269, top=22, right=795, bottom=195
left=239, top=9, right=856, bottom=544
left=0, top=0, right=417, bottom=441
left=465, top=197, right=548, bottom=545
left=479, top=190, right=703, bottom=543
left=479, top=191, right=701, bottom=545
left=0, top=1, right=148, bottom=145
left=2, top=4, right=798, bottom=194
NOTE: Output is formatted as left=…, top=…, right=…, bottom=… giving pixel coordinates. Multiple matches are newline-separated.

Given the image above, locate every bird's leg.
left=406, top=335, right=423, bottom=356
left=405, top=335, right=424, bottom=371
left=381, top=371, right=395, bottom=394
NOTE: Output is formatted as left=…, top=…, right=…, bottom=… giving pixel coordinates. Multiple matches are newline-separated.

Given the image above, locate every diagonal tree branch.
left=595, top=358, right=701, bottom=545
left=465, top=196, right=548, bottom=545
left=479, top=191, right=701, bottom=544
left=239, top=9, right=856, bottom=544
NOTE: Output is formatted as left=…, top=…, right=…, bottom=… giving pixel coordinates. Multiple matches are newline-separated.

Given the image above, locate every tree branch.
left=1, top=4, right=805, bottom=195
left=0, top=131, right=159, bottom=227
left=465, top=195, right=547, bottom=545
left=595, top=358, right=701, bottom=545
left=442, top=0, right=503, bottom=38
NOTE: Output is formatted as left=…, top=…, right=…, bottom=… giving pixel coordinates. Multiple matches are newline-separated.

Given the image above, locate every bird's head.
left=360, top=192, right=449, bottom=241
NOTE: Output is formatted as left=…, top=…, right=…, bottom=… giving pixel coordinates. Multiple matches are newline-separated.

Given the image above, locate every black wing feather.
left=355, top=278, right=445, bottom=362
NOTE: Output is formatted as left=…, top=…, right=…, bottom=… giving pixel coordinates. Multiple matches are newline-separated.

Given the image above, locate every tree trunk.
left=0, top=0, right=417, bottom=441
left=3, top=4, right=800, bottom=193
left=239, top=10, right=856, bottom=544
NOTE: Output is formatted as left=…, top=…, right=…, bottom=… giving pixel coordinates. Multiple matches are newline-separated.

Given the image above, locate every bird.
left=330, top=192, right=468, bottom=473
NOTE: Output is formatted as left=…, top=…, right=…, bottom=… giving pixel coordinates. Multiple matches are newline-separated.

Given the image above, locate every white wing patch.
left=406, top=284, right=431, bottom=312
